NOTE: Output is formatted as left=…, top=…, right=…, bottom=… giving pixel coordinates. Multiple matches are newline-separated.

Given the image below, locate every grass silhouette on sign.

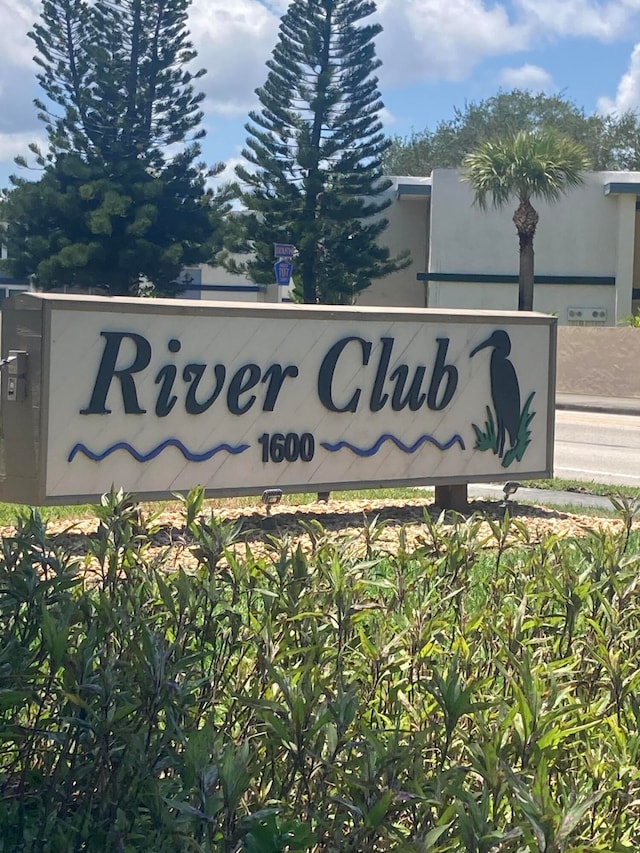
left=473, top=391, right=536, bottom=468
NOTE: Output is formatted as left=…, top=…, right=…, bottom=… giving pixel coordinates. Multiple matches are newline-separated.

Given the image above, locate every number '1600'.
left=258, top=432, right=315, bottom=463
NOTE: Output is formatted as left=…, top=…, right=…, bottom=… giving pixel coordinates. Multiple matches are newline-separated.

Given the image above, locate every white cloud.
left=4, top=0, right=640, bottom=187
left=260, top=0, right=291, bottom=14
left=499, top=64, right=555, bottom=92
left=202, top=96, right=256, bottom=119
left=377, top=0, right=528, bottom=85
left=0, top=0, right=39, bottom=67
left=375, top=0, right=640, bottom=88
left=189, top=0, right=280, bottom=115
left=0, top=131, right=47, bottom=168
left=0, top=0, right=42, bottom=174
left=598, top=42, right=640, bottom=113
left=208, top=156, right=245, bottom=190
left=378, top=106, right=397, bottom=128
left=514, top=0, right=640, bottom=40
left=0, top=0, right=282, bottom=184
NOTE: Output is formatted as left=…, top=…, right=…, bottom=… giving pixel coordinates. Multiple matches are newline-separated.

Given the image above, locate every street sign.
left=274, top=243, right=295, bottom=258
left=274, top=259, right=293, bottom=286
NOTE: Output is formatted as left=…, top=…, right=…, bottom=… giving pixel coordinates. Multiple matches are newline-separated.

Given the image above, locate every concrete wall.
left=556, top=326, right=640, bottom=397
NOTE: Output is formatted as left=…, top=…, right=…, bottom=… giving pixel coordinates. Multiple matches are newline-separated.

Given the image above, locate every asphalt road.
left=553, top=409, right=640, bottom=486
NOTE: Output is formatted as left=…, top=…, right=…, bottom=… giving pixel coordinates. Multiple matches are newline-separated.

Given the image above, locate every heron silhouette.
left=470, top=330, right=521, bottom=458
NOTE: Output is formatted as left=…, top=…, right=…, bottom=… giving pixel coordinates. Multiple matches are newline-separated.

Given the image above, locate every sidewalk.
left=468, top=482, right=614, bottom=510
left=556, top=393, right=640, bottom=416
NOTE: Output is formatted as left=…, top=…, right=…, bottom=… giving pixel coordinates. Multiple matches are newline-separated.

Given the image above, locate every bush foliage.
left=1, top=488, right=640, bottom=851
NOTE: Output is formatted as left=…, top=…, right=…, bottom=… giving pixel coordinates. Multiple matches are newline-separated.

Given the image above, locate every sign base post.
left=434, top=484, right=468, bottom=512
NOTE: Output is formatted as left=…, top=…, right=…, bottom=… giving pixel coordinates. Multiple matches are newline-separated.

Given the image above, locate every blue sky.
left=1, top=0, right=640, bottom=191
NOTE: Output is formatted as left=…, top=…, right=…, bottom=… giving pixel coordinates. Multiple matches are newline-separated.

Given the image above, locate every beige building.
left=192, top=169, right=640, bottom=325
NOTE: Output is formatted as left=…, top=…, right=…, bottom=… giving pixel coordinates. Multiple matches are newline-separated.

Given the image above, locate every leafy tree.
left=462, top=130, right=590, bottom=311
left=4, top=0, right=228, bottom=296
left=230, top=0, right=408, bottom=304
left=384, top=89, right=640, bottom=176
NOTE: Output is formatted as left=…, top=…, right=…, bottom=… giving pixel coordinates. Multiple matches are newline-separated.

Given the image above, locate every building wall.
left=194, top=178, right=431, bottom=308
left=181, top=261, right=267, bottom=303
left=422, top=169, right=629, bottom=324
left=424, top=281, right=616, bottom=323
left=634, top=209, right=640, bottom=289
left=7, top=170, right=636, bottom=320
left=357, top=179, right=429, bottom=308
left=632, top=209, right=640, bottom=319
left=429, top=170, right=618, bottom=278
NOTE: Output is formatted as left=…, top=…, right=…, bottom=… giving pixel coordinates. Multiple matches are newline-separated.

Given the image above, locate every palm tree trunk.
left=518, top=233, right=535, bottom=311
left=513, top=199, right=539, bottom=312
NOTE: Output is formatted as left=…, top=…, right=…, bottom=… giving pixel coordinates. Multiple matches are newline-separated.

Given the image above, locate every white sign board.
left=0, top=294, right=555, bottom=504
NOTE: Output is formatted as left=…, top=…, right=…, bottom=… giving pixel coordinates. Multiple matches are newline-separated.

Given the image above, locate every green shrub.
left=618, top=311, right=640, bottom=327
left=1, top=488, right=639, bottom=850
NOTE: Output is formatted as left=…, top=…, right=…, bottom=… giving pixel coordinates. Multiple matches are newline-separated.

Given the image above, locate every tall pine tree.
left=232, top=0, right=408, bottom=304
left=4, top=0, right=228, bottom=296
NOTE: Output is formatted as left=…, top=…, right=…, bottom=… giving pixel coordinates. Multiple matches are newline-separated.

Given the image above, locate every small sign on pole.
left=274, top=243, right=295, bottom=259
left=274, top=259, right=294, bottom=302
left=274, top=259, right=293, bottom=287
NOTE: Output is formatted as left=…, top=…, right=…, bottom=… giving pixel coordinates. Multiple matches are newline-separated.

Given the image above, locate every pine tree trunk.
left=513, top=199, right=538, bottom=312
left=123, top=0, right=142, bottom=153
left=300, top=241, right=317, bottom=304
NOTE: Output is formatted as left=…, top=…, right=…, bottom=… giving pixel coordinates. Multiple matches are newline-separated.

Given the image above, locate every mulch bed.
left=3, top=496, right=630, bottom=573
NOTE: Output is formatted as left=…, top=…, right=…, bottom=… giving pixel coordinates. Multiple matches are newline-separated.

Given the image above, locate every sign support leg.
left=434, top=484, right=468, bottom=512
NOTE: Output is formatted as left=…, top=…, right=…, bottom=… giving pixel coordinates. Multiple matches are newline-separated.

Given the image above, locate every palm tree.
left=462, top=130, right=590, bottom=311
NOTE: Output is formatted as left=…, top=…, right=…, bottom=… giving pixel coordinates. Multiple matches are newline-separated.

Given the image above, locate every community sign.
left=0, top=293, right=556, bottom=504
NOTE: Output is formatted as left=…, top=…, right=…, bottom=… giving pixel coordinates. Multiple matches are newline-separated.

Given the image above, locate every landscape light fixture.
left=262, top=488, right=283, bottom=515
left=501, top=481, right=522, bottom=507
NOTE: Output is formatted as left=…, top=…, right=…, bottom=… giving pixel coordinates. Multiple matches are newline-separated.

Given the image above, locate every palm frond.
left=461, top=130, right=591, bottom=209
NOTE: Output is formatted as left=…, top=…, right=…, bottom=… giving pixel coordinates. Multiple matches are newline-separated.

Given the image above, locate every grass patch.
left=0, top=501, right=99, bottom=527
left=508, top=498, right=622, bottom=518
left=525, top=477, right=640, bottom=500
left=0, top=488, right=434, bottom=528
left=207, top=486, right=434, bottom=506
left=0, top=480, right=635, bottom=530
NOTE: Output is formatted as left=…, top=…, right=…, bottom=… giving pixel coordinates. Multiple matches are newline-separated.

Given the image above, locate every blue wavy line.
left=68, top=439, right=250, bottom=463
left=320, top=433, right=466, bottom=457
